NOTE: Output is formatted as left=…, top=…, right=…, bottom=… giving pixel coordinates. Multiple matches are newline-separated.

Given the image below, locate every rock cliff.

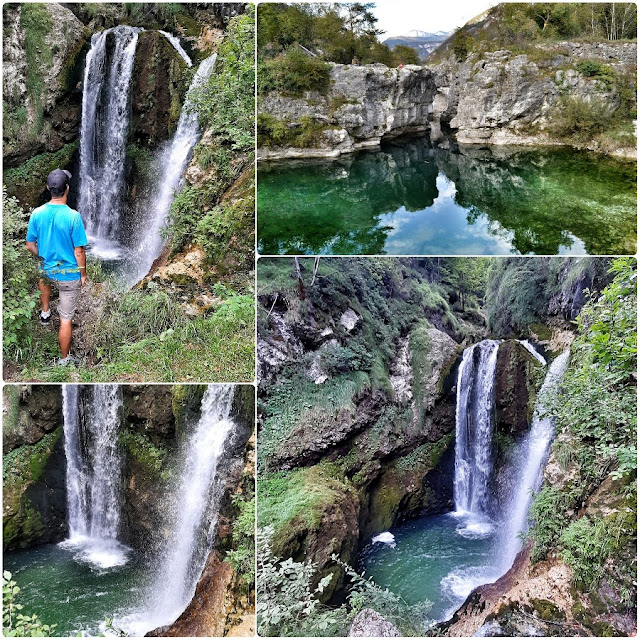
left=258, top=41, right=637, bottom=160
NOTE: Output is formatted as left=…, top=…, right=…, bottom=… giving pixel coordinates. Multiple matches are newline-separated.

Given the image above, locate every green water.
left=361, top=513, right=504, bottom=628
left=257, top=140, right=637, bottom=256
left=4, top=543, right=146, bottom=636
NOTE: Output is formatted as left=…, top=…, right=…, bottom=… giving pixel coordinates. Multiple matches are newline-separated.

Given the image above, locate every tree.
left=392, top=45, right=420, bottom=66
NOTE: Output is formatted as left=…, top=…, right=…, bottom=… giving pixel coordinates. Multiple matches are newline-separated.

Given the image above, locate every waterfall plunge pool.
left=257, top=139, right=637, bottom=256
left=360, top=512, right=504, bottom=629
left=4, top=543, right=146, bottom=636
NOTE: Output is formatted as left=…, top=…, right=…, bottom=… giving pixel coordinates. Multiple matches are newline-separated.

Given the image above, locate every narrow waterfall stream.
left=59, top=384, right=131, bottom=570
left=133, top=53, right=218, bottom=283
left=362, top=343, right=570, bottom=628
left=4, top=385, right=238, bottom=636
left=120, top=385, right=236, bottom=635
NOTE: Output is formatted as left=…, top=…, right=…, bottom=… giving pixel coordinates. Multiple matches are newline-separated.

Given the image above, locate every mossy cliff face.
left=3, top=3, right=86, bottom=167
left=131, top=31, right=189, bottom=145
left=3, top=385, right=66, bottom=550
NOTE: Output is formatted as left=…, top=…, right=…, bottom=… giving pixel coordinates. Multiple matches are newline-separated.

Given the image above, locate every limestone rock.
left=349, top=609, right=400, bottom=637
left=339, top=308, right=361, bottom=332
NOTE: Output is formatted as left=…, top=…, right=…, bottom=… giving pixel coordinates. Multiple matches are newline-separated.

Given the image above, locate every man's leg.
left=59, top=319, right=72, bottom=358
left=38, top=279, right=52, bottom=312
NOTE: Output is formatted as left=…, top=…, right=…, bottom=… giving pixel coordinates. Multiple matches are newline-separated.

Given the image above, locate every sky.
left=372, top=0, right=497, bottom=37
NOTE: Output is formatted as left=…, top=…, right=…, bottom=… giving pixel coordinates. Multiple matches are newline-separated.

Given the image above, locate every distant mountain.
left=384, top=30, right=451, bottom=60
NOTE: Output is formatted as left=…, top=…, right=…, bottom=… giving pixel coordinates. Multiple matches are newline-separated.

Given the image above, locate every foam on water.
left=372, top=532, right=396, bottom=546
left=59, top=537, right=131, bottom=571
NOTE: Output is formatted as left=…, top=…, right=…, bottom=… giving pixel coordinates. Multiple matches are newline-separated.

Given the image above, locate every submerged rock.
left=349, top=609, right=400, bottom=637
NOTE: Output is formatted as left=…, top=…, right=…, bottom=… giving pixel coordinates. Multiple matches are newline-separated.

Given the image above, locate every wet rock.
left=389, top=338, right=412, bottom=404
left=349, top=609, right=400, bottom=637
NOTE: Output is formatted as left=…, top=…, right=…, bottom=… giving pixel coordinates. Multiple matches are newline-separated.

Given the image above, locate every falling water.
left=61, top=385, right=88, bottom=537
left=121, top=385, right=236, bottom=634
left=499, top=350, right=570, bottom=569
left=60, top=385, right=130, bottom=570
left=159, top=30, right=192, bottom=66
left=78, top=26, right=141, bottom=251
left=133, top=53, right=218, bottom=282
left=518, top=340, right=547, bottom=366
left=453, top=340, right=501, bottom=521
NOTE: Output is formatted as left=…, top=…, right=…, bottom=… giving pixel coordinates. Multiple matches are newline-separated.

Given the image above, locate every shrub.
left=3, top=570, right=56, bottom=637
left=2, top=188, right=40, bottom=360
left=226, top=495, right=256, bottom=590
left=549, top=95, right=616, bottom=142
left=258, top=49, right=331, bottom=96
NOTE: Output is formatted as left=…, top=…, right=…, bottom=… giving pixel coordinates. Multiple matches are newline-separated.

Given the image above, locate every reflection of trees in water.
left=258, top=139, right=636, bottom=255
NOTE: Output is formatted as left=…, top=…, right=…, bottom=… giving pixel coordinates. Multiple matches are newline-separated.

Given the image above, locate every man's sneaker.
left=57, top=355, right=79, bottom=367
left=39, top=311, right=51, bottom=325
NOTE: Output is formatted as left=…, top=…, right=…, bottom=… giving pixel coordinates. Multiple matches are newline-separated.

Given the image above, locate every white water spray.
left=121, top=385, right=236, bottom=634
left=132, top=53, right=217, bottom=283
left=78, top=26, right=141, bottom=246
left=518, top=340, right=547, bottom=367
left=60, top=385, right=130, bottom=570
left=453, top=340, right=501, bottom=519
left=499, top=350, right=570, bottom=568
left=159, top=30, right=192, bottom=66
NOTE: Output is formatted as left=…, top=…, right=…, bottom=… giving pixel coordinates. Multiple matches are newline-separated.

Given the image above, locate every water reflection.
left=257, top=138, right=636, bottom=255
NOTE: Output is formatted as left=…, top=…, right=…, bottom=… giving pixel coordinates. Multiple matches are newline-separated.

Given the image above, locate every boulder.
left=349, top=609, right=400, bottom=637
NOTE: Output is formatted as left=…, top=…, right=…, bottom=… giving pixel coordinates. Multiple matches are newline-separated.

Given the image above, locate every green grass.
left=258, top=463, right=351, bottom=534
left=9, top=299, right=254, bottom=383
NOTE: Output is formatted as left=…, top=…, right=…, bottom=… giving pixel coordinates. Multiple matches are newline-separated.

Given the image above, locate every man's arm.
left=74, top=246, right=87, bottom=286
left=25, top=240, right=39, bottom=257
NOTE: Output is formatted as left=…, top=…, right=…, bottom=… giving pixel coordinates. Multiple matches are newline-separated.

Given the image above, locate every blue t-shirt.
left=26, top=203, right=88, bottom=281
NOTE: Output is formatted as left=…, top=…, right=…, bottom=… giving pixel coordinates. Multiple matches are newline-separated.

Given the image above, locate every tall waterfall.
left=159, top=30, right=192, bottom=66
left=453, top=340, right=501, bottom=519
left=78, top=26, right=141, bottom=248
left=122, top=385, right=236, bottom=634
left=499, top=350, right=570, bottom=568
left=60, top=385, right=129, bottom=569
left=133, top=53, right=217, bottom=282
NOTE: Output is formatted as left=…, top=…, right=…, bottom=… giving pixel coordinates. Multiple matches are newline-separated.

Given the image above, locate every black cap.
left=47, top=169, right=72, bottom=194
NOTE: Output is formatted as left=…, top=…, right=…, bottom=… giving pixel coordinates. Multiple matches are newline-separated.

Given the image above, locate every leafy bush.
left=2, top=188, right=40, bottom=360
left=257, top=113, right=328, bottom=148
left=451, top=28, right=474, bottom=60
left=258, top=49, right=331, bottom=95
left=227, top=495, right=256, bottom=589
left=549, top=96, right=616, bottom=142
left=189, top=10, right=254, bottom=152
left=528, top=485, right=577, bottom=561
left=3, top=571, right=56, bottom=637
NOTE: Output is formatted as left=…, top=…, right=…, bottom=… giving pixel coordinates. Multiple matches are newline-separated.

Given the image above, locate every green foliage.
left=257, top=113, right=329, bottom=148
left=4, top=143, right=78, bottom=205
left=549, top=96, right=616, bottom=143
left=452, top=28, right=474, bottom=60
left=575, top=60, right=613, bottom=79
left=226, top=495, right=256, bottom=588
left=258, top=49, right=332, bottom=96
left=3, top=430, right=61, bottom=493
left=391, top=45, right=420, bottom=66
left=559, top=509, right=635, bottom=592
left=257, top=527, right=432, bottom=637
left=119, top=430, right=168, bottom=476
left=2, top=188, right=40, bottom=360
left=189, top=10, right=254, bottom=151
left=529, top=485, right=578, bottom=561
left=257, top=527, right=348, bottom=637
left=3, top=571, right=56, bottom=637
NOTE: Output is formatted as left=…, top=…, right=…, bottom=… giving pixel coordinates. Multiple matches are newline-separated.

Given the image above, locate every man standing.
left=25, top=169, right=88, bottom=366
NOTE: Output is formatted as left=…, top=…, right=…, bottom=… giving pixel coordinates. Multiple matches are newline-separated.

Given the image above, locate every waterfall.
left=121, top=384, right=236, bottom=634
left=499, top=350, right=570, bottom=569
left=78, top=26, right=141, bottom=250
left=159, top=30, right=192, bottom=66
left=62, top=385, right=88, bottom=537
left=518, top=339, right=547, bottom=366
left=453, top=340, right=500, bottom=520
left=132, top=52, right=217, bottom=283
left=60, top=385, right=129, bottom=569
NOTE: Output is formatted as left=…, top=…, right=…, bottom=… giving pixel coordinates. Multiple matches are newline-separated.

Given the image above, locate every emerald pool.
left=360, top=512, right=505, bottom=629
left=257, top=140, right=637, bottom=256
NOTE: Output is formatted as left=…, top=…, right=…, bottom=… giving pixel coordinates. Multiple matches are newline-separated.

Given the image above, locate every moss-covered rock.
left=3, top=427, right=66, bottom=550
left=258, top=462, right=360, bottom=601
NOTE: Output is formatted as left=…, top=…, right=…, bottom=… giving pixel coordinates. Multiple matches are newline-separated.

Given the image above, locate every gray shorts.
left=53, top=279, right=81, bottom=320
